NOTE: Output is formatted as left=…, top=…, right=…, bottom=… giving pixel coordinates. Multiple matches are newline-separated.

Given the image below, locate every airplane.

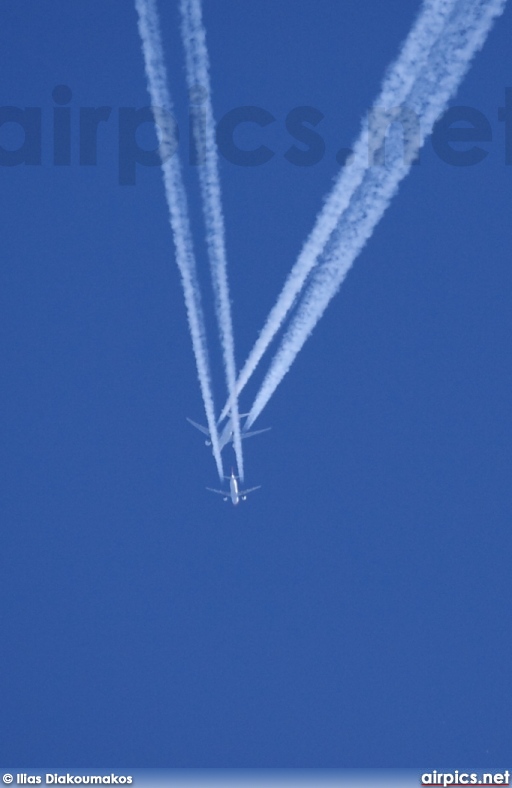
left=186, top=414, right=270, bottom=452
left=207, top=469, right=261, bottom=506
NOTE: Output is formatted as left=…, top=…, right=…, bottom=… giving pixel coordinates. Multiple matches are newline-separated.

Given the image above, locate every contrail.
left=135, top=0, right=224, bottom=479
left=247, top=0, right=507, bottom=428
left=179, top=0, right=245, bottom=480
left=220, top=0, right=473, bottom=423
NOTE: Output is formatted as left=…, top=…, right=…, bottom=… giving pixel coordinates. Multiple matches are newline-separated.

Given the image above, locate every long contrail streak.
left=135, top=0, right=224, bottom=479
left=179, top=0, right=245, bottom=480
left=220, top=0, right=461, bottom=422
left=247, top=0, right=507, bottom=427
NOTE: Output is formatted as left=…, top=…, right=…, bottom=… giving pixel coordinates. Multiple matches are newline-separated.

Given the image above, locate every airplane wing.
left=238, top=485, right=261, bottom=496
left=206, top=487, right=227, bottom=496
left=241, top=427, right=271, bottom=440
left=186, top=417, right=210, bottom=437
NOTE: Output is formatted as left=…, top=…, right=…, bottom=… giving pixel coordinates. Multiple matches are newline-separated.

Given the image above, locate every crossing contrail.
left=219, top=0, right=461, bottom=422
left=246, top=0, right=507, bottom=428
left=135, top=0, right=224, bottom=479
left=221, top=0, right=508, bottom=424
left=179, top=0, right=245, bottom=480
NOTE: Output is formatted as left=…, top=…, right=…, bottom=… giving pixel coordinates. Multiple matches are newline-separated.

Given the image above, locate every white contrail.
left=135, top=0, right=224, bottom=480
left=220, top=0, right=461, bottom=422
left=179, top=0, right=245, bottom=480
left=247, top=0, right=507, bottom=428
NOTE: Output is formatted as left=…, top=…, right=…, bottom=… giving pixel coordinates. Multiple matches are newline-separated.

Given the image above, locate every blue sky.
left=1, top=0, right=512, bottom=768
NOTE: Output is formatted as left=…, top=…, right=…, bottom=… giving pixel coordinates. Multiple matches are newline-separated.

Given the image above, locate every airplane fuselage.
left=229, top=473, right=240, bottom=506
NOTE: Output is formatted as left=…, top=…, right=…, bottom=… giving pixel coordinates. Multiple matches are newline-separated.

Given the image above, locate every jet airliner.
left=207, top=469, right=261, bottom=506
left=187, top=415, right=270, bottom=452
